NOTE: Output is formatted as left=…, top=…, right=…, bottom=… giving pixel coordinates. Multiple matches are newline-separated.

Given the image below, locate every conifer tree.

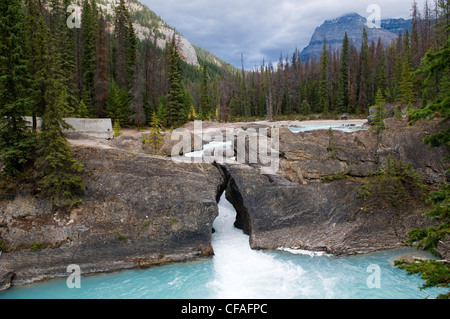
left=24, top=0, right=54, bottom=131
left=371, top=88, right=387, bottom=132
left=358, top=27, right=370, bottom=114
left=184, top=88, right=195, bottom=120
left=166, top=37, right=187, bottom=127
left=400, top=30, right=416, bottom=108
left=299, top=99, right=311, bottom=115
left=26, top=5, right=86, bottom=207
left=410, top=1, right=421, bottom=68
left=106, top=79, right=130, bottom=126
left=199, top=64, right=210, bottom=119
left=114, top=0, right=136, bottom=91
left=143, top=112, right=164, bottom=155
left=81, top=0, right=98, bottom=104
left=35, top=88, right=84, bottom=206
left=78, top=99, right=92, bottom=118
left=157, top=96, right=168, bottom=127
left=239, top=53, right=250, bottom=120
left=0, top=0, right=35, bottom=176
left=377, top=51, right=387, bottom=96
left=50, top=0, right=79, bottom=111
left=281, top=87, right=292, bottom=115
left=337, top=32, right=350, bottom=114
left=319, top=42, right=329, bottom=114
left=125, top=18, right=137, bottom=89
left=94, top=12, right=108, bottom=118
left=113, top=120, right=122, bottom=138
left=35, top=86, right=85, bottom=207
left=400, top=60, right=415, bottom=108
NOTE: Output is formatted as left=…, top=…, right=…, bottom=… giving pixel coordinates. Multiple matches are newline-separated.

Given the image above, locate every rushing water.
left=287, top=123, right=368, bottom=133
left=0, top=194, right=446, bottom=299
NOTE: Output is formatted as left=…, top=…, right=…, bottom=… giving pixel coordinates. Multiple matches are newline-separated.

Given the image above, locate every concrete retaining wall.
left=25, top=117, right=113, bottom=139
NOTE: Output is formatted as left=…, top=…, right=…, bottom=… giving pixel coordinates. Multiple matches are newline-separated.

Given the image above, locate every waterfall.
left=209, top=193, right=310, bottom=299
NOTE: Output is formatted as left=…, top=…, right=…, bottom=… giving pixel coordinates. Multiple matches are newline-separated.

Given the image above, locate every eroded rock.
left=0, top=146, right=224, bottom=291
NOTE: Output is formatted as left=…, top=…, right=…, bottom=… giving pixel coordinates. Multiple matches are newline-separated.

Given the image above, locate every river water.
left=0, top=193, right=446, bottom=299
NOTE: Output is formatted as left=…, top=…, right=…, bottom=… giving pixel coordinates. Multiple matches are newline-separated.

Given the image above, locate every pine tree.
left=157, top=96, right=168, bottom=127
left=281, top=87, right=292, bottom=115
left=299, top=99, right=311, bottom=115
left=400, top=30, right=416, bottom=108
left=400, top=60, right=415, bottom=108
left=24, top=0, right=54, bottom=131
left=143, top=112, right=164, bottom=155
left=81, top=0, right=98, bottom=103
left=80, top=88, right=93, bottom=117
left=391, top=55, right=404, bottom=102
left=78, top=99, right=92, bottom=118
left=113, top=0, right=136, bottom=91
left=199, top=63, right=210, bottom=119
left=94, top=12, right=108, bottom=118
left=319, top=42, right=329, bottom=114
left=165, top=37, right=187, bottom=127
left=410, top=1, right=421, bottom=68
left=35, top=87, right=85, bottom=207
left=183, top=87, right=195, bottom=120
left=377, top=51, right=387, bottom=96
left=50, top=0, right=79, bottom=111
left=113, top=120, right=122, bottom=138
left=106, top=79, right=130, bottom=126
left=125, top=18, right=137, bottom=89
left=337, top=32, right=350, bottom=114
left=0, top=0, right=35, bottom=176
left=358, top=27, right=370, bottom=114
left=25, top=4, right=86, bottom=207
left=371, top=88, right=387, bottom=132
left=239, top=53, right=250, bottom=120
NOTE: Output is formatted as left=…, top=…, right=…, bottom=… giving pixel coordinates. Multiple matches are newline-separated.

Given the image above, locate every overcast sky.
left=140, top=0, right=426, bottom=69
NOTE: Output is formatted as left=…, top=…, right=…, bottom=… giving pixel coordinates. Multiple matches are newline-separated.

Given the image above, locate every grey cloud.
left=141, top=0, right=425, bottom=68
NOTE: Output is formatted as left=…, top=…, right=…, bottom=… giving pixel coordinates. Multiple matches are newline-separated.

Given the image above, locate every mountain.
left=88, top=0, right=229, bottom=67
left=300, top=13, right=412, bottom=61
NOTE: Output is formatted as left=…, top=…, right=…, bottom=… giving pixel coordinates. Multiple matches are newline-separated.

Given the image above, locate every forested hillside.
left=216, top=1, right=449, bottom=121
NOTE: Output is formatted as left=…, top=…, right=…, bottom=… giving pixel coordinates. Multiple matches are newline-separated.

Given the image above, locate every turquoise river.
left=0, top=193, right=446, bottom=299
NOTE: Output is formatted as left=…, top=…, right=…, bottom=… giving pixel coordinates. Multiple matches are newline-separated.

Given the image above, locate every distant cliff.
left=300, top=13, right=412, bottom=61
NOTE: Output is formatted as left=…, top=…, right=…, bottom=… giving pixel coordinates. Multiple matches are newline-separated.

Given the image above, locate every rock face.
left=0, top=146, right=224, bottom=291
left=225, top=165, right=433, bottom=255
left=91, top=0, right=200, bottom=66
left=155, top=26, right=199, bottom=66
left=278, top=119, right=449, bottom=185
left=300, top=13, right=411, bottom=61
left=223, top=119, right=449, bottom=256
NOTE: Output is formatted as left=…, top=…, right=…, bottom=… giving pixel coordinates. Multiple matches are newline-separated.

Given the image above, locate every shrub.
left=357, top=156, right=427, bottom=208
left=113, top=121, right=123, bottom=138
left=30, top=241, right=41, bottom=251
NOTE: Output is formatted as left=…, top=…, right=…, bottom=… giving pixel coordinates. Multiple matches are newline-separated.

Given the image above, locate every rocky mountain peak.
left=300, top=12, right=412, bottom=61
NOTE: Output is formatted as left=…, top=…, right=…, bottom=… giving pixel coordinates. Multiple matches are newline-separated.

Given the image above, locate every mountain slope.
left=88, top=0, right=231, bottom=68
left=93, top=0, right=198, bottom=65
left=300, top=13, right=412, bottom=61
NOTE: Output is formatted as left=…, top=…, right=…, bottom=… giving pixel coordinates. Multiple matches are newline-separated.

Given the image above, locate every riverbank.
left=0, top=118, right=448, bottom=292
